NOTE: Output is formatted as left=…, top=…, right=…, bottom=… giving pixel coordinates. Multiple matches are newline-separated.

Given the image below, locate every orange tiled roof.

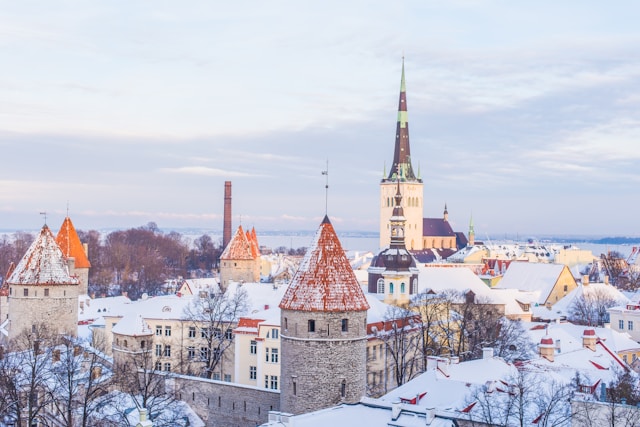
left=279, top=215, right=369, bottom=312
left=55, top=217, right=91, bottom=268
left=220, top=225, right=255, bottom=260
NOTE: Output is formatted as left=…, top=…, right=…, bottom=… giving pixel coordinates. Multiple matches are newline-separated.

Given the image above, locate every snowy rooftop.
left=7, top=224, right=78, bottom=286
left=279, top=216, right=369, bottom=312
left=495, top=262, right=568, bottom=304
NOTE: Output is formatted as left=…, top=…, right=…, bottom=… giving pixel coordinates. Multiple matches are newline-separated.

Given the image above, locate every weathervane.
left=322, top=160, right=329, bottom=215
left=40, top=211, right=47, bottom=225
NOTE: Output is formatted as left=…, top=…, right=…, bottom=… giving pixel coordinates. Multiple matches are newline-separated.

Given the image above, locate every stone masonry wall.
left=172, top=374, right=280, bottom=426
left=280, top=309, right=367, bottom=415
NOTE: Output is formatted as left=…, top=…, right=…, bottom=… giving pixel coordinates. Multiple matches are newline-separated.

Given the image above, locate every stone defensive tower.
left=279, top=215, right=369, bottom=415
left=7, top=224, right=79, bottom=340
left=55, top=216, right=91, bottom=295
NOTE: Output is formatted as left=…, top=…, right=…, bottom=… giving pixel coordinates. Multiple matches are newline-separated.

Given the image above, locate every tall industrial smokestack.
left=223, top=181, right=232, bottom=249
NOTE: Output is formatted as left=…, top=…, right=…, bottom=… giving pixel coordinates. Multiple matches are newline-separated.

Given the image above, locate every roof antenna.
left=322, top=159, right=329, bottom=215
left=40, top=211, right=47, bottom=225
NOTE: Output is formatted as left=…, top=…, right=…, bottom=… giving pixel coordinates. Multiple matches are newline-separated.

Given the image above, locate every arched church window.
left=377, top=278, right=384, bottom=294
left=411, top=278, right=418, bottom=294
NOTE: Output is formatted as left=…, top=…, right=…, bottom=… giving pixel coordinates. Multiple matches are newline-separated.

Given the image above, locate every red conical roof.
left=220, top=225, right=254, bottom=260
left=7, top=225, right=78, bottom=286
left=56, top=217, right=91, bottom=268
left=279, top=216, right=369, bottom=312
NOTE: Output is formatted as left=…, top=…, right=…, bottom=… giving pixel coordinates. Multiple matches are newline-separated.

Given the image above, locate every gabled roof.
left=220, top=225, right=254, bottom=260
left=112, top=313, right=153, bottom=336
left=495, top=262, right=569, bottom=304
left=55, top=216, right=91, bottom=268
left=7, top=225, right=78, bottom=286
left=279, top=216, right=369, bottom=312
left=423, top=218, right=456, bottom=237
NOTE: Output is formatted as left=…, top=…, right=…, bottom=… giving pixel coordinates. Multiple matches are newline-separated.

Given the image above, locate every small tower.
left=468, top=214, right=475, bottom=246
left=279, top=216, right=369, bottom=415
left=112, top=313, right=153, bottom=368
left=7, top=225, right=79, bottom=340
left=56, top=216, right=91, bottom=296
left=380, top=58, right=424, bottom=250
left=368, top=181, right=419, bottom=306
left=443, top=203, right=449, bottom=222
left=219, top=225, right=260, bottom=288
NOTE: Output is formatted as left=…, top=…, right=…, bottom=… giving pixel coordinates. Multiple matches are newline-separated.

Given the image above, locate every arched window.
left=389, top=283, right=394, bottom=294
left=377, top=278, right=384, bottom=294
left=400, top=283, right=405, bottom=293
left=411, top=278, right=418, bottom=294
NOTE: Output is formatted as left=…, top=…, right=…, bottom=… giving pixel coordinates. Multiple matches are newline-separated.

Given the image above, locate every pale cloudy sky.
left=1, top=1, right=639, bottom=239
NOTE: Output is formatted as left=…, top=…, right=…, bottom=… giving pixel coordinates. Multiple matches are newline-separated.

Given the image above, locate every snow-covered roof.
left=551, top=282, right=629, bottom=320
left=7, top=224, right=78, bottom=286
left=112, top=313, right=153, bottom=336
left=495, top=262, right=568, bottom=304
left=279, top=216, right=369, bottom=312
left=263, top=399, right=455, bottom=427
left=380, top=353, right=517, bottom=412
left=221, top=225, right=255, bottom=260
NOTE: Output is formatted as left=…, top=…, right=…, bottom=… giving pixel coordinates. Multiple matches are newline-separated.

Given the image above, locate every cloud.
left=159, top=166, right=262, bottom=178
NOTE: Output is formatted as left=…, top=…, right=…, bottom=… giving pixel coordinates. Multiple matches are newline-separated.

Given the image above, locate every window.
left=156, top=326, right=162, bottom=336
left=341, top=319, right=348, bottom=332
left=23, top=288, right=28, bottom=297
left=389, top=283, right=394, bottom=294
left=271, top=328, right=279, bottom=339
left=250, top=340, right=257, bottom=354
left=155, top=344, right=162, bottom=357
left=164, top=363, right=171, bottom=372
left=629, top=321, right=634, bottom=331
left=265, top=375, right=269, bottom=388
left=140, top=340, right=146, bottom=349
left=44, top=288, right=49, bottom=297
left=265, top=348, right=270, bottom=362
left=271, top=348, right=278, bottom=363
left=213, top=373, right=221, bottom=381
left=284, top=318, right=288, bottom=331
left=164, top=345, right=171, bottom=357
left=619, top=320, right=625, bottom=330
left=293, top=380, right=297, bottom=395
left=155, top=361, right=162, bottom=370
left=123, top=340, right=128, bottom=348
left=249, top=366, right=257, bottom=380
left=214, top=328, right=222, bottom=339
left=201, top=328, right=210, bottom=339
left=165, top=326, right=171, bottom=336
left=225, top=329, right=233, bottom=340
left=188, top=326, right=196, bottom=338
left=224, top=374, right=231, bottom=382
left=308, top=319, right=315, bottom=332
left=400, top=283, right=405, bottom=293
left=200, top=347, right=210, bottom=361
left=379, top=345, right=383, bottom=360
left=270, top=375, right=278, bottom=390
left=340, top=380, right=346, bottom=398
left=377, top=278, right=385, bottom=294
left=187, top=347, right=196, bottom=360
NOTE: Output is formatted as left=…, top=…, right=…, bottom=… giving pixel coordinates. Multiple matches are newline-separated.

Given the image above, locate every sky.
left=1, top=1, right=639, bottom=240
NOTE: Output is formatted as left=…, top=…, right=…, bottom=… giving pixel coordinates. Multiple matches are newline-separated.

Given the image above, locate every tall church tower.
left=380, top=58, right=424, bottom=250
left=279, top=215, right=369, bottom=415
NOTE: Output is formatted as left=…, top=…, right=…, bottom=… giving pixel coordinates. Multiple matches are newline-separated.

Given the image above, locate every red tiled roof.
left=7, top=225, right=78, bottom=286
left=279, top=216, right=369, bottom=312
left=55, top=217, right=91, bottom=268
left=220, top=225, right=254, bottom=260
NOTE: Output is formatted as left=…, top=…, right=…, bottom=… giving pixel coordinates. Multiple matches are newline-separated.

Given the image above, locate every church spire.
left=387, top=57, right=419, bottom=182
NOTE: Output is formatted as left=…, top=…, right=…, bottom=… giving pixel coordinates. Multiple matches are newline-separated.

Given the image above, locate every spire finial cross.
left=322, top=159, right=329, bottom=215
left=40, top=211, right=47, bottom=225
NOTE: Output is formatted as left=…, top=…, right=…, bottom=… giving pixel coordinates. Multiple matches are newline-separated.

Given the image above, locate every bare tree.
left=376, top=305, right=422, bottom=388
left=409, top=290, right=446, bottom=368
left=182, top=285, right=249, bottom=379
left=569, top=287, right=619, bottom=326
left=0, top=324, right=55, bottom=427
left=492, top=318, right=536, bottom=362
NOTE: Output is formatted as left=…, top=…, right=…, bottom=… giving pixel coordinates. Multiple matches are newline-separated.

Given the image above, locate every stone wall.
left=280, top=309, right=367, bottom=415
left=220, top=259, right=259, bottom=288
left=172, top=374, right=280, bottom=426
left=8, top=283, right=78, bottom=340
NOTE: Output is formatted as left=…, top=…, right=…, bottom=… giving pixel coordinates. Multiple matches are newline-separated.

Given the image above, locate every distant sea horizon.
left=2, top=227, right=638, bottom=258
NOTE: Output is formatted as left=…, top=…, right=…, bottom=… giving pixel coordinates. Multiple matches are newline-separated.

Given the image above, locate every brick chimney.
left=583, top=329, right=597, bottom=351
left=223, top=181, right=232, bottom=249
left=539, top=336, right=555, bottom=362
